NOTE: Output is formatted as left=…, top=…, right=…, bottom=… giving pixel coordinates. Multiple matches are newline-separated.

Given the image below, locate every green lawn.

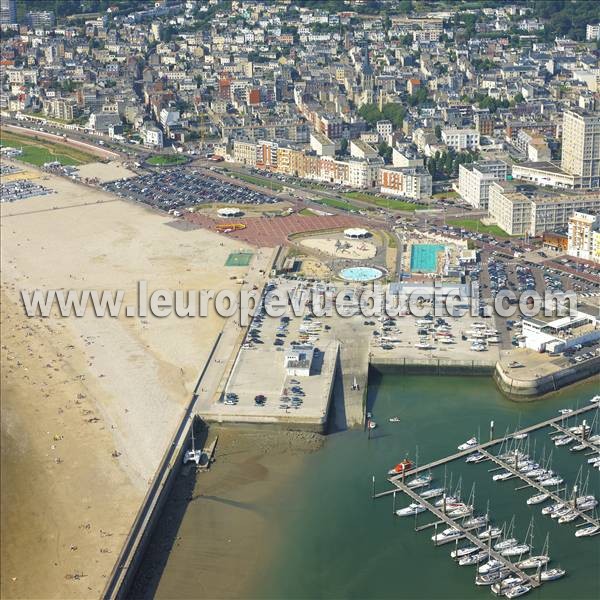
left=0, top=131, right=94, bottom=166
left=447, top=219, right=512, bottom=238
left=147, top=154, right=187, bottom=165
left=432, top=190, right=459, bottom=199
left=298, top=208, right=317, bottom=216
left=313, top=197, right=353, bottom=211
left=343, top=191, right=426, bottom=211
left=229, top=172, right=284, bottom=191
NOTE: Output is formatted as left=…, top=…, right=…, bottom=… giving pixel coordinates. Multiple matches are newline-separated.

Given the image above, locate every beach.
left=1, top=163, right=254, bottom=597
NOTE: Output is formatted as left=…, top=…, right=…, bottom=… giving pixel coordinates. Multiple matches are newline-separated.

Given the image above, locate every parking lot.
left=210, top=279, right=342, bottom=427
left=103, top=168, right=279, bottom=211
left=0, top=179, right=54, bottom=202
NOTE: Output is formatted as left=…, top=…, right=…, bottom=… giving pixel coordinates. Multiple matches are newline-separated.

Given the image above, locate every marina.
left=373, top=397, right=599, bottom=598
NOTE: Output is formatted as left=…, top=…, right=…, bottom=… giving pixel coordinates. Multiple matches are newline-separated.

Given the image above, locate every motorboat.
left=587, top=454, right=600, bottom=464
left=512, top=433, right=528, bottom=440
left=554, top=435, right=573, bottom=447
left=396, top=503, right=426, bottom=517
left=368, top=420, right=377, bottom=430
left=450, top=545, right=478, bottom=559
left=478, top=558, right=504, bottom=575
left=432, top=527, right=464, bottom=545
left=494, top=538, right=518, bottom=551
left=459, top=551, right=488, bottom=566
left=570, top=443, right=587, bottom=452
left=574, top=525, right=600, bottom=537
left=539, top=476, right=563, bottom=487
left=458, top=437, right=478, bottom=451
left=407, top=473, right=433, bottom=489
left=388, top=459, right=413, bottom=476
left=419, top=487, right=445, bottom=500
left=493, top=471, right=513, bottom=482
left=557, top=510, right=579, bottom=524
left=516, top=555, right=549, bottom=569
left=527, top=492, right=549, bottom=505
left=491, top=576, right=526, bottom=596
left=478, top=527, right=502, bottom=540
left=542, top=502, right=562, bottom=516
left=569, top=424, right=591, bottom=435
left=501, top=544, right=529, bottom=557
left=558, top=408, right=573, bottom=415
left=389, top=416, right=401, bottom=423
left=540, top=568, right=565, bottom=581
left=466, top=452, right=486, bottom=463
left=504, top=584, right=532, bottom=598
left=476, top=569, right=510, bottom=586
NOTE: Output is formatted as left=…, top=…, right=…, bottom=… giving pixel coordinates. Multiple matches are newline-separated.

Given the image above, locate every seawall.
left=102, top=334, right=222, bottom=599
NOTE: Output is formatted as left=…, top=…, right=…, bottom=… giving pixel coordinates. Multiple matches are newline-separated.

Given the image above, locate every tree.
left=434, top=124, right=442, bottom=140
left=378, top=141, right=392, bottom=163
left=339, top=138, right=349, bottom=155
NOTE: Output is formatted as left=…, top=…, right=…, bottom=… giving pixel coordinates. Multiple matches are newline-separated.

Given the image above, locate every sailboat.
left=183, top=422, right=202, bottom=465
left=516, top=532, right=550, bottom=570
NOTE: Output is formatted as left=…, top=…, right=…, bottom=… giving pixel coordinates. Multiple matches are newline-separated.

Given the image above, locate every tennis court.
left=225, top=251, right=253, bottom=266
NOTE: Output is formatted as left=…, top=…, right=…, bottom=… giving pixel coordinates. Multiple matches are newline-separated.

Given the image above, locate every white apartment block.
left=380, top=166, right=432, bottom=200
left=376, top=119, right=393, bottom=137
left=233, top=139, right=258, bottom=167
left=458, top=160, right=508, bottom=210
left=348, top=158, right=383, bottom=189
left=561, top=109, right=600, bottom=188
left=144, top=126, right=163, bottom=148
left=586, top=23, right=600, bottom=41
left=441, top=128, right=480, bottom=151
left=488, top=181, right=600, bottom=236
left=567, top=211, right=600, bottom=263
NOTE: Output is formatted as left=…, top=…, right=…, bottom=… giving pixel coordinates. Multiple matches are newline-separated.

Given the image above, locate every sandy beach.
left=1, top=162, right=256, bottom=597
left=130, top=426, right=323, bottom=599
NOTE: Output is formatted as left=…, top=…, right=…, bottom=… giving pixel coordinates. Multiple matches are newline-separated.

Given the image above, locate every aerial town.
left=1, top=1, right=599, bottom=599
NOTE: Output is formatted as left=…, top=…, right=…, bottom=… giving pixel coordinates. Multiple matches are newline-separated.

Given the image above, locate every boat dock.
left=478, top=447, right=599, bottom=528
left=550, top=421, right=599, bottom=455
left=392, top=480, right=541, bottom=588
left=377, top=403, right=599, bottom=489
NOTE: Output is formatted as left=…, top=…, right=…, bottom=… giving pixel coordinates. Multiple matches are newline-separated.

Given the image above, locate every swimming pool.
left=410, top=244, right=445, bottom=272
left=339, top=266, right=384, bottom=282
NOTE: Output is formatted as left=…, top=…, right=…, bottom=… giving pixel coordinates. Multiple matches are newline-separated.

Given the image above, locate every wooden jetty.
left=393, top=481, right=541, bottom=588
left=478, top=448, right=599, bottom=528
left=375, top=403, right=599, bottom=495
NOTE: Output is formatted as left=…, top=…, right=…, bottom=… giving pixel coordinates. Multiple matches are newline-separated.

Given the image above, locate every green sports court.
left=225, top=251, right=253, bottom=266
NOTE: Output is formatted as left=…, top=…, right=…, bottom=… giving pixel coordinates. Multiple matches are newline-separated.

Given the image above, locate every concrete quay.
left=495, top=350, right=600, bottom=400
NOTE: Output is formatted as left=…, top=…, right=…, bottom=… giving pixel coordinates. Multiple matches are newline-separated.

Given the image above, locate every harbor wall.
left=102, top=334, right=222, bottom=600
left=370, top=356, right=496, bottom=376
left=494, top=356, right=600, bottom=400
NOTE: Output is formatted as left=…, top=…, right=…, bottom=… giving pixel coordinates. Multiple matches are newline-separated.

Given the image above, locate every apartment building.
left=488, top=181, right=600, bottom=236
left=561, top=109, right=600, bottom=188
left=233, top=139, right=258, bottom=167
left=441, top=127, right=480, bottom=151
left=380, top=166, right=432, bottom=200
left=567, top=211, right=600, bottom=263
left=458, top=160, right=508, bottom=210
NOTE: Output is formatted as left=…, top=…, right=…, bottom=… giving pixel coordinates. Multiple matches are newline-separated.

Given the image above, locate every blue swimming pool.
left=410, top=244, right=445, bottom=272
left=339, top=266, right=384, bottom=281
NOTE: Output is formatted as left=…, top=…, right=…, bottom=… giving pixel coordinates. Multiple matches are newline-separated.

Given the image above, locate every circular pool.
left=338, top=266, right=384, bottom=282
